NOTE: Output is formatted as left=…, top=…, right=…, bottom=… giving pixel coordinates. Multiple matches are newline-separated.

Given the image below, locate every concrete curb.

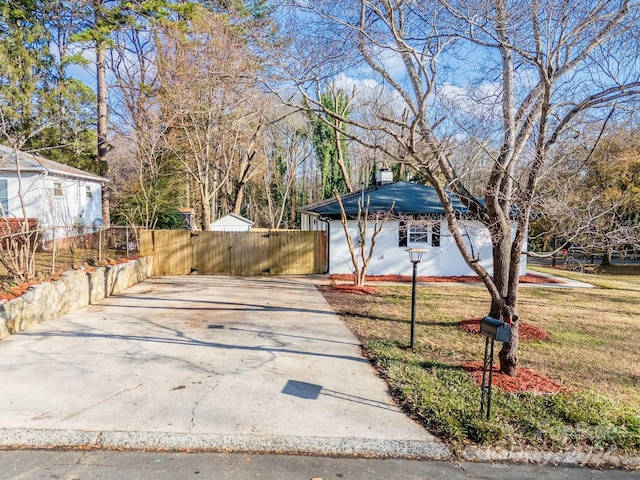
left=3, top=428, right=639, bottom=469
left=461, top=445, right=640, bottom=469
left=0, top=428, right=452, bottom=460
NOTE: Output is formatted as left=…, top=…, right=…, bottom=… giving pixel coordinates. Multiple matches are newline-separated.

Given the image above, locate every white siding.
left=300, top=213, right=327, bottom=232
left=39, top=177, right=102, bottom=227
left=209, top=214, right=253, bottom=232
left=328, top=219, right=527, bottom=277
left=2, top=172, right=42, bottom=219
left=0, top=172, right=103, bottom=239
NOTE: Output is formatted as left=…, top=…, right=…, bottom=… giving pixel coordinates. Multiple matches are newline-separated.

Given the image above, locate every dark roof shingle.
left=298, top=181, right=471, bottom=218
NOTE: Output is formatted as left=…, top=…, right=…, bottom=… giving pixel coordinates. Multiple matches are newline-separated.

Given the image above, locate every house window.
left=53, top=182, right=63, bottom=197
left=405, top=222, right=442, bottom=247
left=86, top=186, right=92, bottom=199
left=0, top=179, right=7, bottom=213
left=408, top=225, right=430, bottom=244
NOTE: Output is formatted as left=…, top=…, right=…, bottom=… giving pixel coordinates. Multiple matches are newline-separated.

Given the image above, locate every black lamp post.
left=407, top=248, right=426, bottom=351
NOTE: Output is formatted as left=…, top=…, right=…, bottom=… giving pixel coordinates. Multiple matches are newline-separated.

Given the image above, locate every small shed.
left=209, top=213, right=254, bottom=232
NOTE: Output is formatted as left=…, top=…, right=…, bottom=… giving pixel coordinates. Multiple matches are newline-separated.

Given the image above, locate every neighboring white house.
left=298, top=178, right=527, bottom=277
left=0, top=144, right=108, bottom=240
left=209, top=213, right=254, bottom=232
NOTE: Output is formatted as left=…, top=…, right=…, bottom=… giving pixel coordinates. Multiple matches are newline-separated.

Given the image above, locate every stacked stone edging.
left=0, top=256, right=152, bottom=339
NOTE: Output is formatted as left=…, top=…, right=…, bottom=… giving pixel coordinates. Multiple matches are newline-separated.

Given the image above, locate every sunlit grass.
left=321, top=266, right=640, bottom=452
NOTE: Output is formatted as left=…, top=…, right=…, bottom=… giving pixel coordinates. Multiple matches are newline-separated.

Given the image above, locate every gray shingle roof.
left=298, top=181, right=472, bottom=218
left=0, top=144, right=109, bottom=183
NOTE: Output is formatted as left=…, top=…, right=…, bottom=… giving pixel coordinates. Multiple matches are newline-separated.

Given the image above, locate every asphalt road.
left=0, top=450, right=637, bottom=480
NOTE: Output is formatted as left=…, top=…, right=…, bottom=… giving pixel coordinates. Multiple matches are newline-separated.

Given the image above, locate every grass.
left=320, top=267, right=640, bottom=454
left=366, top=341, right=640, bottom=452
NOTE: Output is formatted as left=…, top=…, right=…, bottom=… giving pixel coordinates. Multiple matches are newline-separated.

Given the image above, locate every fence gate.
left=140, top=229, right=327, bottom=276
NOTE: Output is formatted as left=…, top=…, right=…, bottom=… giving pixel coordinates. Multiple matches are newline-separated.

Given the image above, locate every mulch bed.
left=329, top=273, right=565, bottom=284
left=0, top=282, right=36, bottom=301
left=0, top=256, right=144, bottom=301
left=462, top=361, right=565, bottom=394
left=328, top=272, right=563, bottom=298
left=460, top=319, right=558, bottom=393
left=458, top=317, right=551, bottom=342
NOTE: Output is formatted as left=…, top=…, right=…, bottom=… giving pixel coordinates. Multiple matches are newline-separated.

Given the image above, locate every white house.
left=209, top=213, right=254, bottom=232
left=0, top=144, right=108, bottom=240
left=298, top=178, right=527, bottom=277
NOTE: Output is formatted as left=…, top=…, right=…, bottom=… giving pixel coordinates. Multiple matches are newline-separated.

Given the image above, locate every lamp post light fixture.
left=407, top=248, right=426, bottom=351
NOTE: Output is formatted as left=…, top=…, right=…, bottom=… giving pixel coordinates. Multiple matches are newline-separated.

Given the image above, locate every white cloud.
left=437, top=82, right=503, bottom=122
left=360, top=43, right=408, bottom=79
left=331, top=73, right=406, bottom=113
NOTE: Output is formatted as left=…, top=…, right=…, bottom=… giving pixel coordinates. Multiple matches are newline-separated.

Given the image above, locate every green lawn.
left=320, top=267, right=640, bottom=454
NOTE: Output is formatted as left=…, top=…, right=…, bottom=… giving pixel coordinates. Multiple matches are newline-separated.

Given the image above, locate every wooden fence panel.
left=229, top=232, right=270, bottom=275
left=141, top=229, right=327, bottom=276
left=140, top=230, right=192, bottom=275
left=192, top=231, right=231, bottom=275
left=268, top=231, right=320, bottom=274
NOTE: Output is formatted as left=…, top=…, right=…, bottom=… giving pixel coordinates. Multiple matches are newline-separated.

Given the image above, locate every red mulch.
left=462, top=361, right=565, bottom=394
left=0, top=256, right=143, bottom=302
left=329, top=273, right=565, bottom=284
left=458, top=317, right=551, bottom=341
left=0, top=283, right=35, bottom=301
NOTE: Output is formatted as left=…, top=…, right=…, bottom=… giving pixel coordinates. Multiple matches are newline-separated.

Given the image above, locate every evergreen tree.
left=0, top=1, right=96, bottom=166
left=0, top=1, right=54, bottom=147
left=310, top=87, right=353, bottom=200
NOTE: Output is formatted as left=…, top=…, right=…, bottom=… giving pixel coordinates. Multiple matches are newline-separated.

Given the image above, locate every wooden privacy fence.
left=140, top=229, right=328, bottom=276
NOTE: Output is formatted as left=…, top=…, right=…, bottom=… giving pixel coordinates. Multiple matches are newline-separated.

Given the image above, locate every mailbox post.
left=479, top=316, right=513, bottom=420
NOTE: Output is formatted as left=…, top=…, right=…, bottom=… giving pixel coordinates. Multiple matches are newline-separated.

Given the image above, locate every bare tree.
left=532, top=127, right=640, bottom=265
left=156, top=7, right=266, bottom=229
left=274, top=0, right=640, bottom=374
left=0, top=146, right=40, bottom=281
left=259, top=109, right=314, bottom=228
left=74, top=0, right=175, bottom=226
left=106, top=24, right=182, bottom=229
left=334, top=190, right=395, bottom=287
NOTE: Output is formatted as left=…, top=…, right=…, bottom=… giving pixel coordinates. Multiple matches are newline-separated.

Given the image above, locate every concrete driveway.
left=0, top=276, right=448, bottom=458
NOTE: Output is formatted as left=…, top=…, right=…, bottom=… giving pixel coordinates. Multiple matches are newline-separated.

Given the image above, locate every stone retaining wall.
left=0, top=256, right=153, bottom=339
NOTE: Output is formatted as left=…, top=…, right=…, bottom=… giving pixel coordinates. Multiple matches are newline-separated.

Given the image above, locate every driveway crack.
left=189, top=380, right=218, bottom=432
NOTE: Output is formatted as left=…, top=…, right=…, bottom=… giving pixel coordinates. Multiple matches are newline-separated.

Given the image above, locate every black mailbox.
left=480, top=316, right=512, bottom=343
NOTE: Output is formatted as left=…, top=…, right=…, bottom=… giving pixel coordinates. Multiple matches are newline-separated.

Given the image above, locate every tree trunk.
left=335, top=127, right=353, bottom=192
left=489, top=293, right=519, bottom=376
left=233, top=183, right=244, bottom=215
left=97, top=40, right=110, bottom=226
left=498, top=321, right=519, bottom=376
left=489, top=228, right=520, bottom=376
left=198, top=180, right=212, bottom=230
left=289, top=174, right=297, bottom=229
left=601, top=248, right=612, bottom=266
